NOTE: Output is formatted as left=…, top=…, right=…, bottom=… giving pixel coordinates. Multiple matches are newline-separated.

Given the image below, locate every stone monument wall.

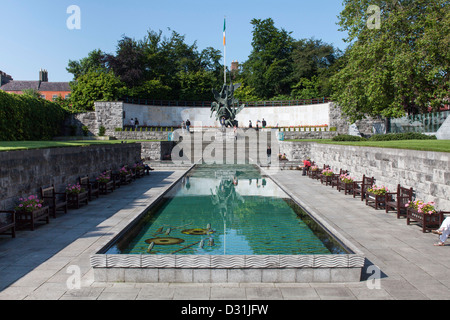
left=66, top=101, right=387, bottom=139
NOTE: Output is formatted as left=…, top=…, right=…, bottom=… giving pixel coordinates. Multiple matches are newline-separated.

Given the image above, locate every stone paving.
left=0, top=167, right=449, bottom=300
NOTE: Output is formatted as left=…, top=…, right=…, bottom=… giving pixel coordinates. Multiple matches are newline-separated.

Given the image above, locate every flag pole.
left=223, top=16, right=227, bottom=85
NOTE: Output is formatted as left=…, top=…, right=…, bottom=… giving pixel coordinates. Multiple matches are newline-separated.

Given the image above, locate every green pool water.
left=106, top=165, right=347, bottom=255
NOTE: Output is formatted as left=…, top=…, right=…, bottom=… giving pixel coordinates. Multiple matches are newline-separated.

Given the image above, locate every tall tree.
left=291, top=38, right=342, bottom=98
left=69, top=70, right=126, bottom=111
left=243, top=18, right=295, bottom=99
left=67, top=49, right=107, bottom=80
left=104, top=36, right=146, bottom=87
left=331, top=0, right=450, bottom=121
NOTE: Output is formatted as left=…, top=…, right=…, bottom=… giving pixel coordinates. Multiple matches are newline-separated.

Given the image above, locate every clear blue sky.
left=0, top=0, right=348, bottom=82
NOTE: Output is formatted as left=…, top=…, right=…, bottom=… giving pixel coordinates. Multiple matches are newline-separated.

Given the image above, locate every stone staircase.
left=147, top=128, right=302, bottom=170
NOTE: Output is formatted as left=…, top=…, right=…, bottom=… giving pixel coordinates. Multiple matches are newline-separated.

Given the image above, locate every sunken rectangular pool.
left=91, top=164, right=366, bottom=283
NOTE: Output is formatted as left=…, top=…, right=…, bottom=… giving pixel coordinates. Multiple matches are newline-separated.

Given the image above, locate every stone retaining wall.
left=280, top=141, right=450, bottom=210
left=140, top=141, right=176, bottom=161
left=0, top=144, right=141, bottom=210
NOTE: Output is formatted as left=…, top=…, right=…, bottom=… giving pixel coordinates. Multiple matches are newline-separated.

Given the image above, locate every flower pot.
left=321, top=175, right=333, bottom=186
left=99, top=180, right=114, bottom=194
left=15, top=206, right=50, bottom=231
left=120, top=173, right=132, bottom=185
left=406, top=208, right=443, bottom=233
left=339, top=182, right=354, bottom=195
left=365, top=191, right=386, bottom=210
left=67, top=191, right=89, bottom=209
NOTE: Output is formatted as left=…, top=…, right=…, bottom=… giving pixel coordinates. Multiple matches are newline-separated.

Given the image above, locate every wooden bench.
left=0, top=210, right=16, bottom=238
left=40, top=185, right=68, bottom=218
left=385, top=184, right=414, bottom=218
left=79, top=176, right=100, bottom=201
left=353, top=175, right=375, bottom=201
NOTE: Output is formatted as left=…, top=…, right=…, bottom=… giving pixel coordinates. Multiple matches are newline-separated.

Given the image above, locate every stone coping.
left=91, top=254, right=364, bottom=269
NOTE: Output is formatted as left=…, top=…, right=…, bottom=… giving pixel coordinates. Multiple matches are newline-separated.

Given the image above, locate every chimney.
left=231, top=60, right=239, bottom=72
left=0, top=71, right=13, bottom=86
left=39, top=69, right=48, bottom=82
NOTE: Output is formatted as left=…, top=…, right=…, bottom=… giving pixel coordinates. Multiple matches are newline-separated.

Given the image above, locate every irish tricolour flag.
left=223, top=18, right=226, bottom=46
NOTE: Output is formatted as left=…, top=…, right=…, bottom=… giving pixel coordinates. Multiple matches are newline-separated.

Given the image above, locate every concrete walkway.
left=0, top=167, right=449, bottom=300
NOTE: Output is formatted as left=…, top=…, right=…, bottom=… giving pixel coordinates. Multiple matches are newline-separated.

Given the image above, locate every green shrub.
left=69, top=125, right=77, bottom=136
left=332, top=134, right=367, bottom=141
left=369, top=132, right=437, bottom=141
left=98, top=126, right=106, bottom=136
left=0, top=91, right=67, bottom=141
left=82, top=126, right=89, bottom=136
left=114, top=128, right=122, bottom=132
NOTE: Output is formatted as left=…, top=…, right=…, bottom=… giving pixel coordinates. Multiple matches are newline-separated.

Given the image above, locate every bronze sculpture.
left=211, top=82, right=245, bottom=127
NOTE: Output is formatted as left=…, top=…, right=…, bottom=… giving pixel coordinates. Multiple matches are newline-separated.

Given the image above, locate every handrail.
left=119, top=97, right=331, bottom=107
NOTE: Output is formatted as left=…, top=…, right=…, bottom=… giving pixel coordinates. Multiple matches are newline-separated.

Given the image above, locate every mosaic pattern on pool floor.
left=105, top=165, right=347, bottom=255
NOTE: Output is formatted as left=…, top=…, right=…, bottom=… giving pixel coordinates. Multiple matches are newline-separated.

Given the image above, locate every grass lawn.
left=0, top=140, right=163, bottom=151
left=1, top=139, right=449, bottom=153
left=286, top=139, right=450, bottom=153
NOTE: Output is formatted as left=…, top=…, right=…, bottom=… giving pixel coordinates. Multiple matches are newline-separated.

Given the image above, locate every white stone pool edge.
left=90, top=165, right=366, bottom=283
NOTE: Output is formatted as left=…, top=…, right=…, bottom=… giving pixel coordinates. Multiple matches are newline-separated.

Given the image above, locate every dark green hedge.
left=332, top=134, right=367, bottom=141
left=368, top=132, right=437, bottom=141
left=0, top=91, right=67, bottom=141
left=332, top=132, right=437, bottom=142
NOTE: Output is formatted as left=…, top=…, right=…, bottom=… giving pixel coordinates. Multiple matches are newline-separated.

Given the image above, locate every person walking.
left=186, top=119, right=191, bottom=133
left=262, top=118, right=267, bottom=128
left=267, top=146, right=272, bottom=165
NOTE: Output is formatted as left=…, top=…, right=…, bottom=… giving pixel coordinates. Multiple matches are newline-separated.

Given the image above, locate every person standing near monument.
left=221, top=117, right=226, bottom=131
left=186, top=119, right=191, bottom=133
left=130, top=118, right=135, bottom=130
left=267, top=146, right=272, bottom=164
left=262, top=118, right=267, bottom=128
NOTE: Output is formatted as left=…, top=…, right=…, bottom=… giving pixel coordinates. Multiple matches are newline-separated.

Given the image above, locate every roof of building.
left=0, top=80, right=70, bottom=92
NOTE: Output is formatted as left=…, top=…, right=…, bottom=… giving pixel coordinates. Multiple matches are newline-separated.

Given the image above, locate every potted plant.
left=320, top=168, right=334, bottom=185
left=119, top=166, right=132, bottom=184
left=339, top=173, right=354, bottom=194
left=406, top=200, right=443, bottom=233
left=14, top=195, right=49, bottom=230
left=65, top=183, right=88, bottom=209
left=365, top=185, right=388, bottom=209
left=133, top=162, right=145, bottom=178
left=97, top=171, right=114, bottom=194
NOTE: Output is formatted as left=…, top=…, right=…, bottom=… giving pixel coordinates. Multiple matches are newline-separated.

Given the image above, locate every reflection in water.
left=108, top=165, right=348, bottom=256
